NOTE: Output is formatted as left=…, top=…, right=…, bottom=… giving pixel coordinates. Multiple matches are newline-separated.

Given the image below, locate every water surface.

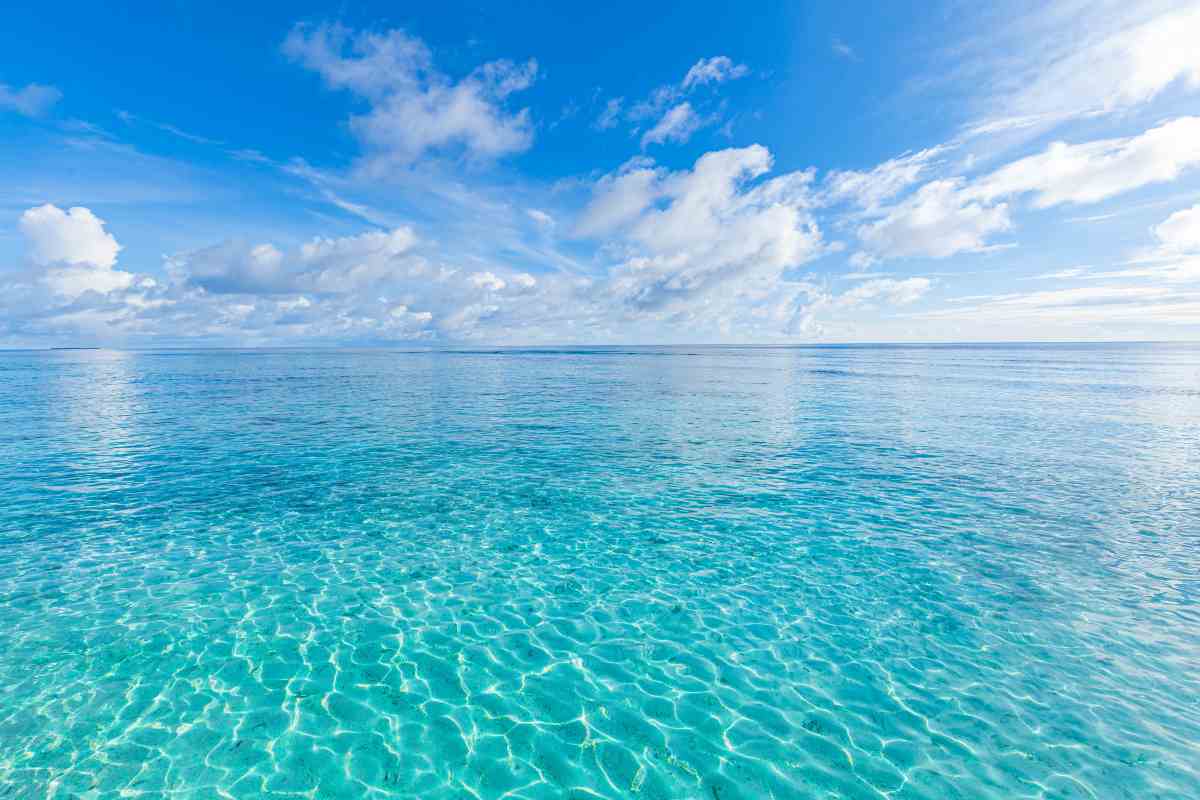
left=1, top=344, right=1197, bottom=798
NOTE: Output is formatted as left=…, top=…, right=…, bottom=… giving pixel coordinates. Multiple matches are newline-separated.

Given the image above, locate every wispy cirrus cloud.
left=962, top=1, right=1200, bottom=137
left=1081, top=204, right=1200, bottom=284
left=973, top=116, right=1200, bottom=207
left=680, top=56, right=750, bottom=90
left=831, top=39, right=857, bottom=61
left=594, top=97, right=623, bottom=130
left=823, top=146, right=951, bottom=210
left=115, top=110, right=225, bottom=146
left=0, top=82, right=61, bottom=117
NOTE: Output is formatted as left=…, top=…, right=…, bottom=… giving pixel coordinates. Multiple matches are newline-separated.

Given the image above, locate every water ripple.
left=0, top=345, right=1198, bottom=798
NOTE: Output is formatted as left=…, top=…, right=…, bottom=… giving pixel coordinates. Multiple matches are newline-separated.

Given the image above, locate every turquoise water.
left=0, top=345, right=1198, bottom=799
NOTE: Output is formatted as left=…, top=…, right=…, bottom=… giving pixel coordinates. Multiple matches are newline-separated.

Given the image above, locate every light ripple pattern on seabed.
left=0, top=344, right=1197, bottom=799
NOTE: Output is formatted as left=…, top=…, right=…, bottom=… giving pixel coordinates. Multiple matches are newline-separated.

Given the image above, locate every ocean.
left=1, top=344, right=1197, bottom=798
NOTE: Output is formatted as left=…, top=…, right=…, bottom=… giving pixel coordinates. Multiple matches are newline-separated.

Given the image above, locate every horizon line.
left=2, top=339, right=1197, bottom=353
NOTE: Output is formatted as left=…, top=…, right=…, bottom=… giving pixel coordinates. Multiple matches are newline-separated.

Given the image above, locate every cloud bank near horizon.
left=4, top=2, right=1200, bottom=345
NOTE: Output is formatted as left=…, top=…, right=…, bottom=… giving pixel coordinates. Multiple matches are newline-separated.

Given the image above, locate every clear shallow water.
left=0, top=344, right=1198, bottom=800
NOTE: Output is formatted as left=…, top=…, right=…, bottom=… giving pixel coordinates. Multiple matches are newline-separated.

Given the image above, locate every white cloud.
left=469, top=271, right=506, bottom=291
left=915, top=285, right=1200, bottom=328
left=177, top=227, right=419, bottom=295
left=0, top=82, right=61, bottom=117
left=980, top=285, right=1175, bottom=308
left=573, top=158, right=662, bottom=237
left=975, top=116, right=1200, bottom=207
left=856, top=179, right=1011, bottom=259
left=848, top=251, right=877, bottom=269
left=845, top=117, right=1200, bottom=261
left=1084, top=204, right=1200, bottom=284
left=157, top=239, right=580, bottom=343
left=177, top=241, right=288, bottom=295
left=1090, top=259, right=1200, bottom=284
left=1034, top=267, right=1089, bottom=280
left=976, top=2, right=1200, bottom=131
left=20, top=205, right=120, bottom=268
left=578, top=145, right=823, bottom=314
left=909, top=199, right=1200, bottom=335
left=595, top=97, right=623, bottom=130
left=2, top=183, right=937, bottom=346
left=511, top=273, right=537, bottom=290
left=1152, top=204, right=1200, bottom=253
left=681, top=56, right=750, bottom=90
left=612, top=55, right=750, bottom=142
left=283, top=23, right=537, bottom=166
left=837, top=278, right=931, bottom=307
left=823, top=146, right=949, bottom=209
left=18, top=204, right=135, bottom=298
left=641, top=102, right=701, bottom=147
left=831, top=39, right=857, bottom=61
left=116, top=111, right=224, bottom=145
left=299, top=227, right=416, bottom=263
left=627, top=86, right=678, bottom=123
left=40, top=266, right=136, bottom=298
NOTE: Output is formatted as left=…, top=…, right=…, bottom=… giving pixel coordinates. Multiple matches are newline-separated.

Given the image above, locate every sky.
left=2, top=0, right=1200, bottom=346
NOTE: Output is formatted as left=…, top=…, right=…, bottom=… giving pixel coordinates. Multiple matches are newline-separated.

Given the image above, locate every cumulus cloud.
left=3, top=197, right=929, bottom=345
left=174, top=227, right=419, bottom=295
left=178, top=241, right=289, bottom=295
left=75, top=146, right=866, bottom=345
left=18, top=204, right=134, bottom=298
left=578, top=145, right=824, bottom=314
left=641, top=102, right=701, bottom=147
left=283, top=23, right=537, bottom=166
left=1152, top=204, right=1200, bottom=253
left=856, top=179, right=1011, bottom=259
left=158, top=229, right=555, bottom=341
left=41, top=266, right=136, bottom=299
left=0, top=82, right=61, bottom=117
left=844, top=116, right=1200, bottom=261
left=2, top=140, right=971, bottom=344
left=20, top=205, right=120, bottom=268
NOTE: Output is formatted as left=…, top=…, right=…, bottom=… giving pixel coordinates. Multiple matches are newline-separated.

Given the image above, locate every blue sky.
left=3, top=0, right=1200, bottom=345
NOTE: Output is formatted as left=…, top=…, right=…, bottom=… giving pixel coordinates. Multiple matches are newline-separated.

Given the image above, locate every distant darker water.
left=1, top=344, right=1197, bottom=798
